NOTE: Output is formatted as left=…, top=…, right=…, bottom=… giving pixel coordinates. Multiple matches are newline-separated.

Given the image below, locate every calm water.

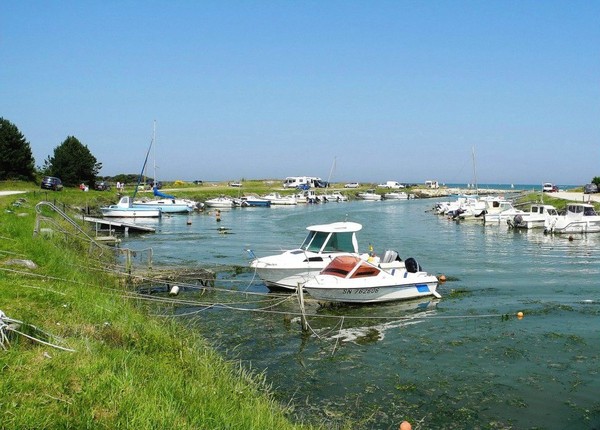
left=121, top=198, right=600, bottom=429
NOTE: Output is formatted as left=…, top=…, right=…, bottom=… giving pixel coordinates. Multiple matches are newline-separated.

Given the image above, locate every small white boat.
left=303, top=255, right=440, bottom=304
left=483, top=201, right=525, bottom=224
left=357, top=189, right=382, bottom=201
left=295, top=190, right=321, bottom=204
left=507, top=204, right=559, bottom=229
left=204, top=196, right=237, bottom=208
left=250, top=221, right=404, bottom=290
left=321, top=190, right=348, bottom=202
left=383, top=191, right=409, bottom=200
left=101, top=196, right=161, bottom=218
left=545, top=203, right=600, bottom=234
left=262, top=192, right=297, bottom=205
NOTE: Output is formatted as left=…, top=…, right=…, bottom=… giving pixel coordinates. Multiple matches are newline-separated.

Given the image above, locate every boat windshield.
left=321, top=256, right=360, bottom=277
left=321, top=256, right=380, bottom=279
left=301, top=231, right=355, bottom=253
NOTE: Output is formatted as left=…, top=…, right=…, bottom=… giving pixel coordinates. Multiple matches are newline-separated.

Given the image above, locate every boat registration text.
left=342, top=288, right=379, bottom=295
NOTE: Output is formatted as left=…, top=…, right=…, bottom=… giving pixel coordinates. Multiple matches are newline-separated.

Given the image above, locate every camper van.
left=282, top=176, right=323, bottom=189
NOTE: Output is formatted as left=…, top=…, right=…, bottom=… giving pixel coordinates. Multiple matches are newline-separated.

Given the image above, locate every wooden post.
left=297, top=283, right=308, bottom=332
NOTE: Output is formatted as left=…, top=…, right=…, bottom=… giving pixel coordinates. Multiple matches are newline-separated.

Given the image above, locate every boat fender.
left=405, top=257, right=421, bottom=273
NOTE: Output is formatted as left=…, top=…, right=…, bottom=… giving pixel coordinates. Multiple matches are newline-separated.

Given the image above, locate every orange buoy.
left=399, top=421, right=412, bottom=430
left=517, top=311, right=524, bottom=319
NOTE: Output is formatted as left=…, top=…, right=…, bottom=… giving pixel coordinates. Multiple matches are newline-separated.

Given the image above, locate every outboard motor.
left=513, top=214, right=523, bottom=225
left=404, top=257, right=421, bottom=273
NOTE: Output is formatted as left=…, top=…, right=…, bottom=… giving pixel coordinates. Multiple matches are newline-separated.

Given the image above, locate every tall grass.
left=0, top=190, right=313, bottom=429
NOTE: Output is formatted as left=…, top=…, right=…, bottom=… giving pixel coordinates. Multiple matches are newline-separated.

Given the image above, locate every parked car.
left=94, top=181, right=111, bottom=191
left=344, top=182, right=360, bottom=188
left=40, top=176, right=63, bottom=191
left=584, top=183, right=598, bottom=194
left=543, top=183, right=558, bottom=192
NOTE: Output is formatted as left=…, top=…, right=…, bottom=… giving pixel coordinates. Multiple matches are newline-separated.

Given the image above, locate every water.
left=121, top=199, right=600, bottom=429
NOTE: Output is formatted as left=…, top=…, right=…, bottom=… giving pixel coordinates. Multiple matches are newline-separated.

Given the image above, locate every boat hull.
left=101, top=208, right=161, bottom=218
left=132, top=202, right=193, bottom=213
left=304, top=278, right=439, bottom=303
left=547, top=220, right=600, bottom=234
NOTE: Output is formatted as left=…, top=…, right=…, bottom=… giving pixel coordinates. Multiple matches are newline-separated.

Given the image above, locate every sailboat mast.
left=327, top=156, right=337, bottom=188
left=152, top=120, right=157, bottom=186
left=472, top=146, right=478, bottom=193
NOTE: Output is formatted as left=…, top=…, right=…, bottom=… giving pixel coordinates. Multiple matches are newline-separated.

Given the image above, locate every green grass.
left=0, top=189, right=314, bottom=429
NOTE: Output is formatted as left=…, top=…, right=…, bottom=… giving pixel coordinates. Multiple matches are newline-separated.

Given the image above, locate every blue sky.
left=2, top=1, right=599, bottom=185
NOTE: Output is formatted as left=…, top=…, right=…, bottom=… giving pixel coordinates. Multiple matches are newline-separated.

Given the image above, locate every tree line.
left=0, top=117, right=101, bottom=187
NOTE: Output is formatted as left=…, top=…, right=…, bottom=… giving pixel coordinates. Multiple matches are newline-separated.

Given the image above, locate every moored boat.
left=239, top=195, right=271, bottom=207
left=303, top=255, right=440, bottom=303
left=101, top=196, right=162, bottom=218
left=544, top=203, right=600, bottom=234
left=357, top=189, right=382, bottom=201
left=204, top=195, right=237, bottom=208
left=507, top=204, right=559, bottom=229
left=262, top=192, right=297, bottom=205
left=249, top=221, right=404, bottom=290
left=133, top=187, right=198, bottom=213
left=383, top=191, right=409, bottom=200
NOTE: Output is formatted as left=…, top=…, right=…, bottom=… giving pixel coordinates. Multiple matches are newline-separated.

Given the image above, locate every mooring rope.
left=0, top=310, right=76, bottom=352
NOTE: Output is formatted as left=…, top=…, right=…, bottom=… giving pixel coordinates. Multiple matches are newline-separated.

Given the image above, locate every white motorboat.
left=204, top=196, right=237, bottom=208
left=101, top=196, right=162, bottom=218
left=383, top=191, right=409, bottom=200
left=544, top=203, right=600, bottom=234
left=249, top=221, right=404, bottom=290
left=321, top=190, right=348, bottom=202
left=357, top=189, right=382, bottom=201
left=507, top=204, right=559, bottom=229
left=262, top=192, right=297, bottom=205
left=483, top=201, right=525, bottom=224
left=303, top=255, right=440, bottom=304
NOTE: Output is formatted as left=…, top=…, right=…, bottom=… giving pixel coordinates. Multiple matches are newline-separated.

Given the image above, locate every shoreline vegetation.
left=0, top=179, right=596, bottom=429
left=0, top=181, right=316, bottom=430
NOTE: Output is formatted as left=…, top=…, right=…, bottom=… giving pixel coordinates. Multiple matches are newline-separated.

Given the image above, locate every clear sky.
left=2, top=1, right=599, bottom=185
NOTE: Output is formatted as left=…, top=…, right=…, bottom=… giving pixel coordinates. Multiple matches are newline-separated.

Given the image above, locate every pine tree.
left=45, top=136, right=102, bottom=187
left=0, top=118, right=36, bottom=180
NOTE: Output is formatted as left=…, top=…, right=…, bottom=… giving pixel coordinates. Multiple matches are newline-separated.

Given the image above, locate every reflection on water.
left=122, top=199, right=600, bottom=429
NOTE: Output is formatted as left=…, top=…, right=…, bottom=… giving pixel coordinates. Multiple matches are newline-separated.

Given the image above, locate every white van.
left=377, top=181, right=402, bottom=189
left=282, top=176, right=322, bottom=189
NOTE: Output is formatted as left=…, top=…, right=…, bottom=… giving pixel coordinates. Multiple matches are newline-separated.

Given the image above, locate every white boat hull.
left=304, top=275, right=438, bottom=303
left=101, top=208, right=161, bottom=218
left=205, top=198, right=236, bottom=208
left=133, top=200, right=194, bottom=213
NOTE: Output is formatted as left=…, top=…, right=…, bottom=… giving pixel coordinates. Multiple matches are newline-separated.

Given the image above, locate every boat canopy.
left=300, top=224, right=360, bottom=254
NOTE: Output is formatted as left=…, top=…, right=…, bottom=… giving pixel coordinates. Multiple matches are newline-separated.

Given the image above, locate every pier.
left=78, top=215, right=156, bottom=234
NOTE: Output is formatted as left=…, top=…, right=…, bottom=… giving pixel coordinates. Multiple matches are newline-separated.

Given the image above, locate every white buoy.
left=169, top=285, right=180, bottom=296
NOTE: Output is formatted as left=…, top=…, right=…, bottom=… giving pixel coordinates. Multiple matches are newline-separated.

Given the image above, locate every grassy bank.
left=0, top=187, right=312, bottom=429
